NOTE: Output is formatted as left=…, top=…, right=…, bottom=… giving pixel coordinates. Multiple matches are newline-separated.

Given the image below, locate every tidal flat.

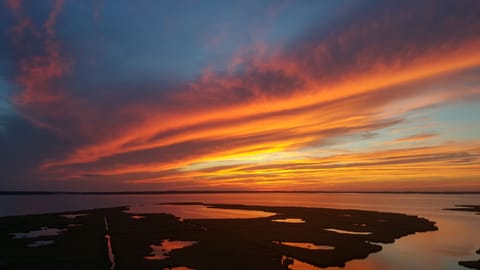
left=0, top=203, right=437, bottom=270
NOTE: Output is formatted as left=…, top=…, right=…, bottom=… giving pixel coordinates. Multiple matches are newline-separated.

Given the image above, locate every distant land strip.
left=1, top=190, right=480, bottom=195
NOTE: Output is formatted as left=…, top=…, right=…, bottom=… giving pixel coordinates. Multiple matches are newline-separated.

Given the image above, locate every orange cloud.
left=384, top=133, right=438, bottom=145
left=122, top=141, right=480, bottom=190
left=9, top=0, right=70, bottom=112
left=6, top=1, right=480, bottom=190
left=6, top=0, right=101, bottom=138
left=43, top=4, right=480, bottom=170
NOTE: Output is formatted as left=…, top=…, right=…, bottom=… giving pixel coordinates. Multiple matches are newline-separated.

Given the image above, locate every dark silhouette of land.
left=444, top=205, right=480, bottom=215
left=0, top=203, right=437, bottom=269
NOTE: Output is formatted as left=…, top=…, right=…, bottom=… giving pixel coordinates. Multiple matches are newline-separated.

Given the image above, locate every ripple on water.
left=273, top=241, right=335, bottom=250
left=282, top=256, right=321, bottom=270
left=61, top=214, right=88, bottom=219
left=271, top=218, right=306, bottom=223
left=128, top=204, right=275, bottom=219
left=324, top=228, right=372, bottom=235
left=145, top=240, right=198, bottom=260
left=11, top=228, right=64, bottom=239
left=27, top=240, right=54, bottom=248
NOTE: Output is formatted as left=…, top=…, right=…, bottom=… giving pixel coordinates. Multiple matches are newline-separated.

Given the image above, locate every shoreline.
left=0, top=203, right=437, bottom=269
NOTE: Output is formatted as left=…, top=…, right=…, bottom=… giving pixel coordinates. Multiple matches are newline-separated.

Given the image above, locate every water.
left=283, top=256, right=322, bottom=270
left=323, top=228, right=372, bottom=235
left=0, top=193, right=479, bottom=269
left=11, top=228, right=64, bottom=239
left=127, top=204, right=275, bottom=219
left=145, top=240, right=198, bottom=260
left=105, top=234, right=115, bottom=270
left=273, top=241, right=335, bottom=250
left=61, top=213, right=88, bottom=219
left=272, top=218, right=306, bottom=223
left=27, top=240, right=55, bottom=248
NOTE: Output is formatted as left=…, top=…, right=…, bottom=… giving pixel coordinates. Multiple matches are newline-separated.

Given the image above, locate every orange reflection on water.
left=273, top=241, right=335, bottom=250
left=145, top=240, right=197, bottom=260
left=324, top=228, right=372, bottom=235
left=324, top=213, right=479, bottom=270
left=282, top=256, right=321, bottom=270
left=127, top=204, right=276, bottom=219
left=272, top=218, right=305, bottom=223
left=105, top=234, right=115, bottom=270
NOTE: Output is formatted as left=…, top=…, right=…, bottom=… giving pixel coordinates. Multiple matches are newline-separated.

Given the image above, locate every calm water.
left=1, top=193, right=479, bottom=270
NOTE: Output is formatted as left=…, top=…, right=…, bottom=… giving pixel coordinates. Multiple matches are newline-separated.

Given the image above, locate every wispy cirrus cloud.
left=2, top=0, right=480, bottom=190
left=383, top=133, right=438, bottom=145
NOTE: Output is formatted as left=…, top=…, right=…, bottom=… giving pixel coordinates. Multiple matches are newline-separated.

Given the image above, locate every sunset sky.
left=1, top=0, right=480, bottom=191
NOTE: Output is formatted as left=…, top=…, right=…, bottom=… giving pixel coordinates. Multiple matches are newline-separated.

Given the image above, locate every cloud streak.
left=385, top=133, right=438, bottom=145
left=2, top=0, right=480, bottom=190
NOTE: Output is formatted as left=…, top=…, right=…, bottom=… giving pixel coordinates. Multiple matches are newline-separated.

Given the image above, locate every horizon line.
left=1, top=190, right=480, bottom=195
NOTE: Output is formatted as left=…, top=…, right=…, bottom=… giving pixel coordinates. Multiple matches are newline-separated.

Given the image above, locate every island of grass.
left=444, top=205, right=480, bottom=215
left=0, top=203, right=437, bottom=270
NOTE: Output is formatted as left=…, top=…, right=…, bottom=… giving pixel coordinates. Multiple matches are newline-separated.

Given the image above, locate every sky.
left=1, top=0, right=480, bottom=192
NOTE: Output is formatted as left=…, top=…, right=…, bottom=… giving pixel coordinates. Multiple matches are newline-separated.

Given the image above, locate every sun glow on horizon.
left=1, top=0, right=480, bottom=191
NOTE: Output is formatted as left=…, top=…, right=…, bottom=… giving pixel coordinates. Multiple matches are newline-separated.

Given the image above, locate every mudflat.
left=0, top=203, right=437, bottom=270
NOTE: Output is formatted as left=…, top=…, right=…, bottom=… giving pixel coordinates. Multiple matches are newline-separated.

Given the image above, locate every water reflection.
left=105, top=234, right=115, bottom=270
left=145, top=240, right=198, bottom=260
left=130, top=215, right=144, bottom=219
left=11, top=228, right=63, bottom=239
left=62, top=214, right=88, bottom=219
left=128, top=204, right=275, bottom=219
left=27, top=240, right=54, bottom=248
left=324, top=228, right=372, bottom=235
left=325, top=214, right=480, bottom=270
left=282, top=256, right=321, bottom=270
left=272, top=218, right=305, bottom=223
left=273, top=241, right=335, bottom=250
left=1, top=193, right=479, bottom=270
